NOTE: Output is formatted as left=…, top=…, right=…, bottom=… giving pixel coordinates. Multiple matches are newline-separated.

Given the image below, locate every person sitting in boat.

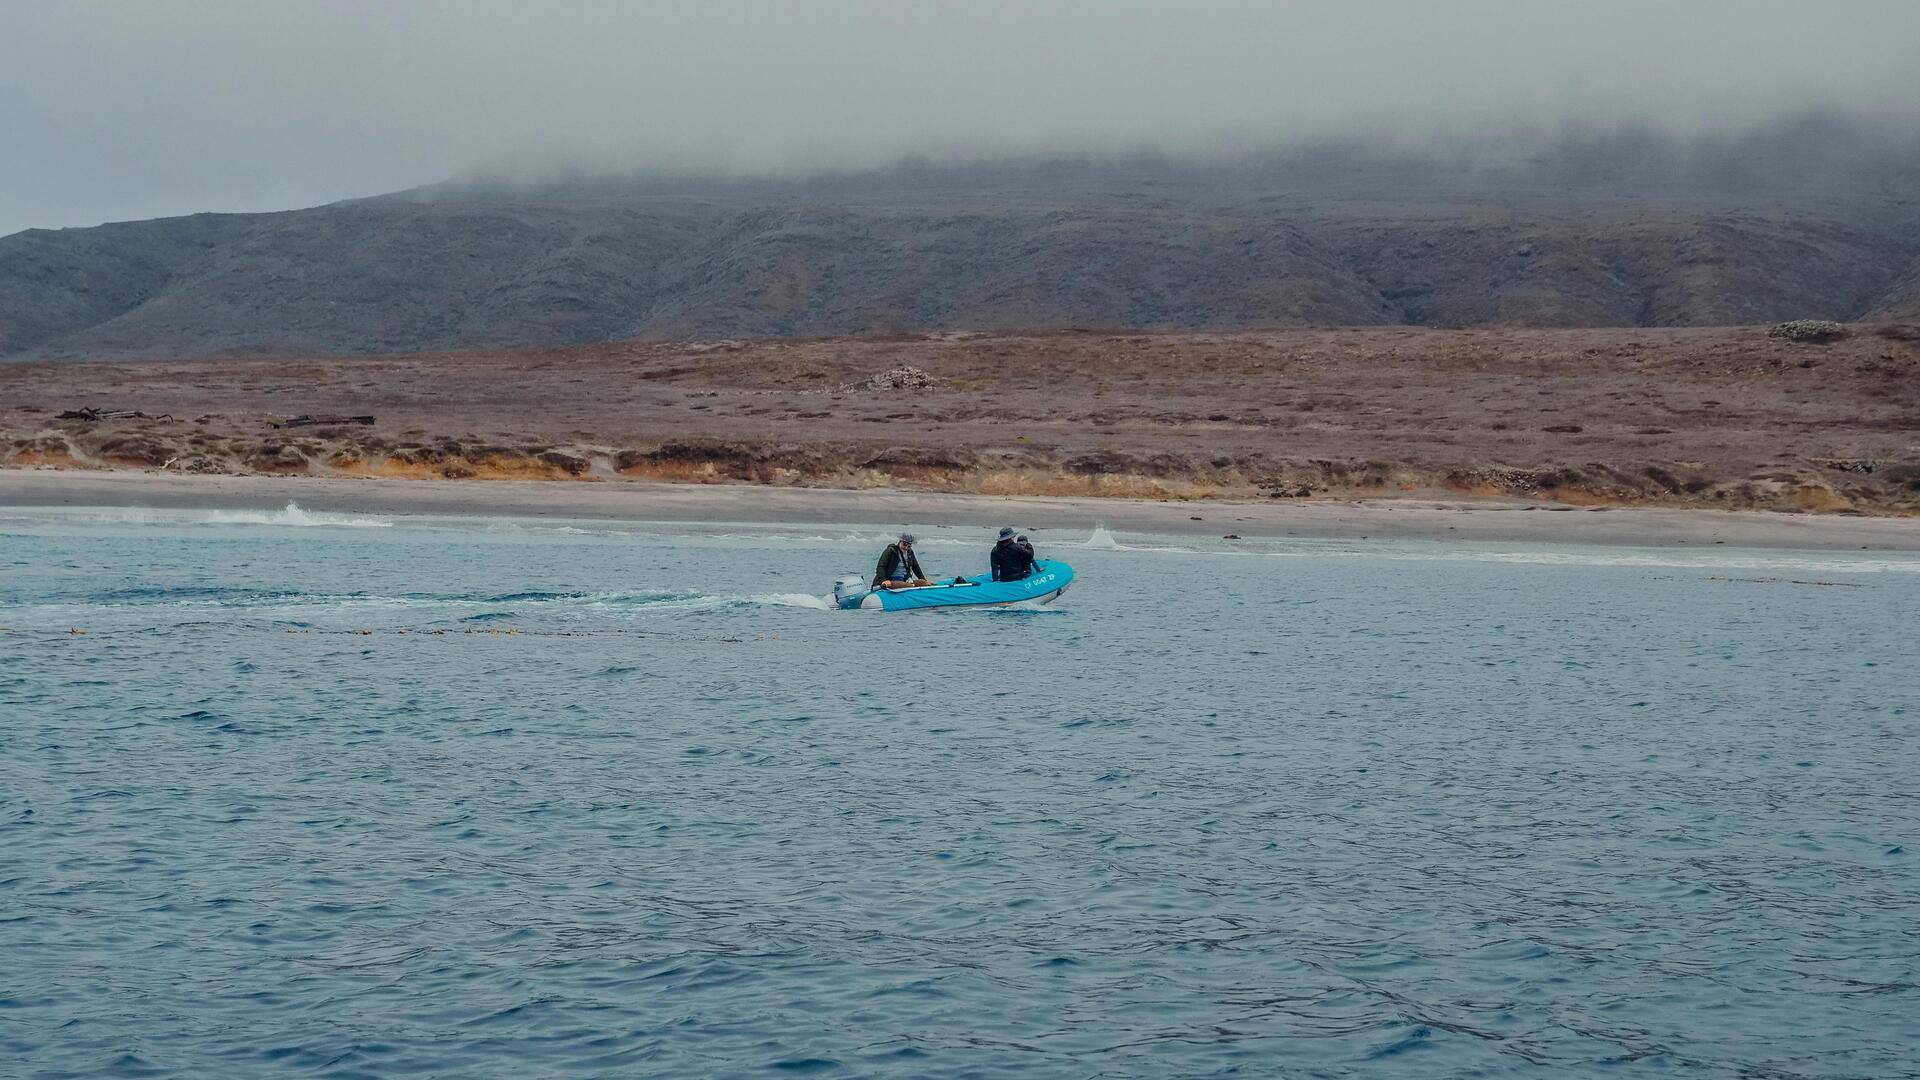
left=990, top=526, right=1035, bottom=582
left=873, top=533, right=932, bottom=590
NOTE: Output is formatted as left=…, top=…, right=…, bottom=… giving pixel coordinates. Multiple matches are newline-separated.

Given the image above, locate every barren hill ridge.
left=5, top=146, right=1920, bottom=359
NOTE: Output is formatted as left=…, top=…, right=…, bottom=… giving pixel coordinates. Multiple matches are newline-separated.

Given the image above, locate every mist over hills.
left=4, top=117, right=1919, bottom=359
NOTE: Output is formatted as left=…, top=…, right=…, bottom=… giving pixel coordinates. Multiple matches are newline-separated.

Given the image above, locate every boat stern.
left=832, top=574, right=872, bottom=610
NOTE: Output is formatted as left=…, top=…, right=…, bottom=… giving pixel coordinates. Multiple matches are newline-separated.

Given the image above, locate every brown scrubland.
left=4, top=323, right=1918, bottom=514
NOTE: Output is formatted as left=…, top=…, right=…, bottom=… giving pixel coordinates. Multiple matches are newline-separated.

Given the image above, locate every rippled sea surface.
left=4, top=504, right=1918, bottom=1078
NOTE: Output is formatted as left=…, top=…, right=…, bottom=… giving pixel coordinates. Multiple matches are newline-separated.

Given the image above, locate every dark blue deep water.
left=3, top=505, right=1917, bottom=1078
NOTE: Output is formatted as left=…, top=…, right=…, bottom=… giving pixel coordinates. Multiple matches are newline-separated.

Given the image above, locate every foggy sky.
left=3, top=0, right=1917, bottom=236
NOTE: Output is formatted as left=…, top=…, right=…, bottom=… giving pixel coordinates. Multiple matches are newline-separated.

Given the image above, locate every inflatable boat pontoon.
left=833, top=560, right=1074, bottom=611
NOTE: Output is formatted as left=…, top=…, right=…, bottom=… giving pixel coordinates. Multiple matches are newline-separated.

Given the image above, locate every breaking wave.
left=1056, top=525, right=1216, bottom=554
left=202, top=502, right=394, bottom=528
left=1303, top=545, right=1920, bottom=575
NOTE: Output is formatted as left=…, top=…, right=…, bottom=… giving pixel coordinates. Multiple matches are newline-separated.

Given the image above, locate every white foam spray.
left=202, top=502, right=394, bottom=528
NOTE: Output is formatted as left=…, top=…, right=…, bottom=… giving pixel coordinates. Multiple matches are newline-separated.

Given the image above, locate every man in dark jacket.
left=873, top=533, right=931, bottom=589
left=990, top=526, right=1035, bottom=582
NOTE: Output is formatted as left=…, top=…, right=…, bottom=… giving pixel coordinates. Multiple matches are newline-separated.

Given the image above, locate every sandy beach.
left=6, top=468, right=1918, bottom=550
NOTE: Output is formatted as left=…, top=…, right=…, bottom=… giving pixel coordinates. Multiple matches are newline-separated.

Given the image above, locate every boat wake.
left=12, top=587, right=838, bottom=628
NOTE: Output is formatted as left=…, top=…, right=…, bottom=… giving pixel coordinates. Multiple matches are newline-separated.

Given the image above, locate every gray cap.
left=999, top=526, right=1015, bottom=538
left=899, top=532, right=916, bottom=544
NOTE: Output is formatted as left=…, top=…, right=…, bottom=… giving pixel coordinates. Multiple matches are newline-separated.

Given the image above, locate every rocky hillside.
left=5, top=150, right=1919, bottom=359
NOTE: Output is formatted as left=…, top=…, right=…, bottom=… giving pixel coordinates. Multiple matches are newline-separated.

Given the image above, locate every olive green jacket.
left=873, top=543, right=927, bottom=587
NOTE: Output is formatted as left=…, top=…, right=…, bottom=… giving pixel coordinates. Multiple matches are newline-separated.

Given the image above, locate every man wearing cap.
left=873, top=532, right=932, bottom=590
left=990, top=526, right=1035, bottom=582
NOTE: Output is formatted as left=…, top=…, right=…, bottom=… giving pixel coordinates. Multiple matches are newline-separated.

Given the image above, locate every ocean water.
left=3, top=504, right=1917, bottom=1079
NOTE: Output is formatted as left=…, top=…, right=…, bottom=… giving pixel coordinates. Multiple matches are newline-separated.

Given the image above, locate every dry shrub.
left=1767, top=320, right=1847, bottom=344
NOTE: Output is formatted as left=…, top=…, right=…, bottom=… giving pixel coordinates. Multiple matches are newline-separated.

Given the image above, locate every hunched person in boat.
left=991, top=527, right=1035, bottom=581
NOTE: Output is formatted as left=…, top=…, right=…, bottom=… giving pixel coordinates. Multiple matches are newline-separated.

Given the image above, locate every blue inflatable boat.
left=833, top=560, right=1074, bottom=611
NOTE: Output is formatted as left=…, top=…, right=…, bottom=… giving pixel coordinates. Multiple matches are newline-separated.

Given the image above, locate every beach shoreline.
left=6, top=467, right=1919, bottom=550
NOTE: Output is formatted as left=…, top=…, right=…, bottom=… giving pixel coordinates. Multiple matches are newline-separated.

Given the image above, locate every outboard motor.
left=832, top=574, right=871, bottom=609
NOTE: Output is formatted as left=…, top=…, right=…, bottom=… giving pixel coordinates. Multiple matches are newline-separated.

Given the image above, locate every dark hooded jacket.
left=873, top=542, right=927, bottom=587
left=990, top=537, right=1035, bottom=581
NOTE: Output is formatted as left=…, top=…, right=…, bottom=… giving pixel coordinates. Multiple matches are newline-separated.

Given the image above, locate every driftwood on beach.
left=56, top=407, right=174, bottom=422
left=277, top=414, right=376, bottom=428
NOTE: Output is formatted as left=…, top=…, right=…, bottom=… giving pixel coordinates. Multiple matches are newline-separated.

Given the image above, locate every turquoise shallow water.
left=2, top=505, right=1917, bottom=1078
